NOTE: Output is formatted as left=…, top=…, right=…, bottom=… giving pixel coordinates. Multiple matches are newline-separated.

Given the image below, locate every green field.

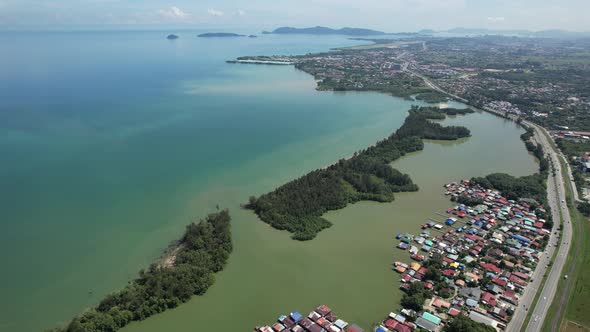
left=561, top=207, right=590, bottom=330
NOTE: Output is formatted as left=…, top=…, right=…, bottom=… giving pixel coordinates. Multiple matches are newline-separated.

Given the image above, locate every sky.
left=0, top=0, right=588, bottom=32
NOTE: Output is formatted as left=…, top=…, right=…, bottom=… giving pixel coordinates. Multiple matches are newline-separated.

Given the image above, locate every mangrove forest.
left=50, top=210, right=232, bottom=332
left=246, top=106, right=471, bottom=240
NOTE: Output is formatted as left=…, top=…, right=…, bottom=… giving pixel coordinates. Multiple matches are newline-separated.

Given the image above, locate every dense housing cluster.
left=254, top=305, right=364, bottom=332
left=386, top=180, right=551, bottom=332
left=236, top=35, right=590, bottom=131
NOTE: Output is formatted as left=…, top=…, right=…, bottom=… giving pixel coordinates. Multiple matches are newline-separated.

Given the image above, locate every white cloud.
left=159, top=6, right=188, bottom=20
left=487, top=16, right=506, bottom=23
left=236, top=10, right=246, bottom=16
left=207, top=8, right=224, bottom=17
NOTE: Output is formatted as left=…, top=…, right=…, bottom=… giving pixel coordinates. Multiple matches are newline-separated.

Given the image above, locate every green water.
left=123, top=109, right=537, bottom=332
left=0, top=31, right=536, bottom=332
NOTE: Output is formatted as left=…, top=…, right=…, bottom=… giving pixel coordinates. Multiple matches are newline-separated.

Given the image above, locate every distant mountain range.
left=446, top=27, right=590, bottom=38
left=252, top=26, right=589, bottom=39
left=263, top=26, right=387, bottom=36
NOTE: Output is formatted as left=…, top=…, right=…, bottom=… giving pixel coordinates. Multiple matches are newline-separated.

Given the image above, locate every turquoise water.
left=0, top=31, right=537, bottom=332
left=0, top=31, right=414, bottom=331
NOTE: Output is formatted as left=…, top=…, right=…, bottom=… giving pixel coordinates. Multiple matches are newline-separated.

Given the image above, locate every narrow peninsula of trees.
left=247, top=106, right=471, bottom=240
left=50, top=210, right=232, bottom=332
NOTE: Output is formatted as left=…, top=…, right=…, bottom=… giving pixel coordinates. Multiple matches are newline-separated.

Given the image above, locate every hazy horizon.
left=0, top=0, right=588, bottom=32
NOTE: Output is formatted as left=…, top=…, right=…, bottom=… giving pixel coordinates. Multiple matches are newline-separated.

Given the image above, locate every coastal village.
left=254, top=305, right=365, bottom=332
left=235, top=36, right=590, bottom=132
left=383, top=179, right=550, bottom=332
left=255, top=179, right=551, bottom=332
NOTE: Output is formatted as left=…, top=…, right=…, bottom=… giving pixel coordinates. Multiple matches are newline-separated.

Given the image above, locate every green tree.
left=444, top=314, right=496, bottom=332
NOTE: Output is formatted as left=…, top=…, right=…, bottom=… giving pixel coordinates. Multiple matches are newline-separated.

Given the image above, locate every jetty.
left=227, top=59, right=294, bottom=65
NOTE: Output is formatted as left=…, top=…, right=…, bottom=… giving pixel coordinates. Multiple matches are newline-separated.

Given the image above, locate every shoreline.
left=52, top=211, right=233, bottom=332
left=121, top=87, right=537, bottom=332
left=228, top=44, right=546, bottom=330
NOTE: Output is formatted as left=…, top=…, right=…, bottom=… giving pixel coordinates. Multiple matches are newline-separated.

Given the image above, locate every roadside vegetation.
left=246, top=106, right=471, bottom=240
left=443, top=314, right=496, bottom=332
left=471, top=174, right=547, bottom=205
left=49, top=210, right=232, bottom=332
left=556, top=138, right=590, bottom=196
left=556, top=139, right=590, bottom=159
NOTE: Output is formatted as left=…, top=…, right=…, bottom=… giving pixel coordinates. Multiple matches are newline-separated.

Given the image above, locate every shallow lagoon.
left=123, top=109, right=537, bottom=332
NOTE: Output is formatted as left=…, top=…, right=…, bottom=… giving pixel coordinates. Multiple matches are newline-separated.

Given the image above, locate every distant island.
left=198, top=33, right=246, bottom=38
left=166, top=34, right=179, bottom=40
left=262, top=26, right=387, bottom=36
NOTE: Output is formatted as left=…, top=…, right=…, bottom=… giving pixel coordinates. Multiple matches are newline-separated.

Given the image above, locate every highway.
left=522, top=124, right=573, bottom=332
left=407, top=69, right=576, bottom=332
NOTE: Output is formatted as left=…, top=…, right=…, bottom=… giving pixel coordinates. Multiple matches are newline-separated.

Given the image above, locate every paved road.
left=407, top=70, right=576, bottom=332
left=543, top=134, right=584, bottom=332
left=522, top=124, right=573, bottom=332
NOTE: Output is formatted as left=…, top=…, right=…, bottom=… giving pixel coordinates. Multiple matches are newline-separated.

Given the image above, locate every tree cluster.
left=471, top=173, right=551, bottom=228
left=578, top=201, right=590, bottom=217
left=443, top=314, right=496, bottom=332
left=414, top=91, right=448, bottom=103
left=400, top=281, right=432, bottom=311
left=52, top=210, right=232, bottom=332
left=439, top=108, right=474, bottom=116
left=247, top=107, right=471, bottom=240
left=471, top=173, right=546, bottom=204
left=520, top=126, right=549, bottom=174
left=454, top=194, right=484, bottom=206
